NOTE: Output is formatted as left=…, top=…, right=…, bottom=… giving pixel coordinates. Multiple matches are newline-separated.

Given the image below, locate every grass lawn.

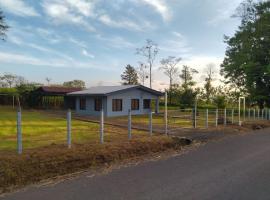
left=0, top=106, right=148, bottom=151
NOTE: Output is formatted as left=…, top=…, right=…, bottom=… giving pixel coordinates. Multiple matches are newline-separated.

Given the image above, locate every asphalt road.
left=2, top=128, right=270, bottom=200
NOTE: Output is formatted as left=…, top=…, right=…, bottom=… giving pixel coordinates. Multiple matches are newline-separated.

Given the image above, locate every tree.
left=179, top=65, right=198, bottom=90
left=221, top=0, right=270, bottom=108
left=1, top=73, right=17, bottom=88
left=0, top=9, right=9, bottom=41
left=160, top=56, right=181, bottom=90
left=136, top=39, right=159, bottom=88
left=63, top=80, right=86, bottom=88
left=121, top=65, right=139, bottom=85
left=137, top=62, right=148, bottom=86
left=203, top=63, right=216, bottom=103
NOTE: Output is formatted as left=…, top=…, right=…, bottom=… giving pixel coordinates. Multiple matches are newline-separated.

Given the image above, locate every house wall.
left=75, top=96, right=107, bottom=116
left=106, top=88, right=159, bottom=117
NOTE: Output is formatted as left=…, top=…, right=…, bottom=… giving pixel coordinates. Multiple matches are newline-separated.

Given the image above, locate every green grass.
left=0, top=106, right=147, bottom=150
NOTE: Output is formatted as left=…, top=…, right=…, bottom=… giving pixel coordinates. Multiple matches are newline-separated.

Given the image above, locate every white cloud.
left=42, top=1, right=95, bottom=32
left=99, top=14, right=145, bottom=31
left=137, top=0, right=171, bottom=21
left=207, top=0, right=242, bottom=25
left=160, top=32, right=192, bottom=55
left=96, top=35, right=136, bottom=49
left=0, top=52, right=113, bottom=70
left=82, top=49, right=95, bottom=58
left=0, top=0, right=40, bottom=17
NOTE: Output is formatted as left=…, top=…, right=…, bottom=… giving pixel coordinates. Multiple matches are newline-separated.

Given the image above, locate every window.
left=79, top=98, right=86, bottom=110
left=112, top=99, right=122, bottom=111
left=131, top=99, right=140, bottom=110
left=95, top=98, right=102, bottom=111
left=143, top=99, right=151, bottom=109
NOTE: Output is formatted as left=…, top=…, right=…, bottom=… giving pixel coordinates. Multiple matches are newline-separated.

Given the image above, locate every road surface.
left=2, top=128, right=270, bottom=200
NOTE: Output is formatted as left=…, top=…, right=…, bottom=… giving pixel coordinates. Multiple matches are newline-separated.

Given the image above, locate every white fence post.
left=253, top=109, right=256, bottom=120
left=248, top=108, right=250, bottom=120
left=231, top=109, right=234, bottom=124
left=215, top=109, right=218, bottom=127
left=149, top=110, right=153, bottom=136
left=128, top=109, right=132, bottom=140
left=224, top=108, right=227, bottom=126
left=164, top=92, right=168, bottom=135
left=205, top=109, right=208, bottom=129
left=17, top=107, right=22, bottom=154
left=100, top=108, right=104, bottom=144
left=257, top=109, right=260, bottom=120
left=67, top=109, right=72, bottom=148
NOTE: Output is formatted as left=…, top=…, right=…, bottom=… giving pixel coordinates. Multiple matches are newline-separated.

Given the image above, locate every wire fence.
left=0, top=106, right=270, bottom=155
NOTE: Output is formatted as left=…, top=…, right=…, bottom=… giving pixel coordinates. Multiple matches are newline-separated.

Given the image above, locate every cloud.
left=82, top=49, right=95, bottom=58
left=159, top=32, right=192, bottom=55
left=0, top=51, right=112, bottom=70
left=207, top=0, right=242, bottom=25
left=137, top=0, right=171, bottom=21
left=42, top=1, right=95, bottom=32
left=96, top=35, right=136, bottom=49
left=98, top=14, right=147, bottom=31
left=0, top=0, right=40, bottom=17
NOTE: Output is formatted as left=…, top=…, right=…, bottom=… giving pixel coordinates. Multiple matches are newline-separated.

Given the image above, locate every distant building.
left=67, top=85, right=163, bottom=117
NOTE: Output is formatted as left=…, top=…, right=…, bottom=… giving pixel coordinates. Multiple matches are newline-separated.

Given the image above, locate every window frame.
left=94, top=98, right=102, bottom=111
left=112, top=99, right=123, bottom=112
left=79, top=98, right=86, bottom=110
left=143, top=99, right=151, bottom=109
left=131, top=99, right=140, bottom=111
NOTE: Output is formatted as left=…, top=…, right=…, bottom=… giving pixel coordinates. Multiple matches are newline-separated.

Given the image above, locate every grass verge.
left=0, top=136, right=190, bottom=193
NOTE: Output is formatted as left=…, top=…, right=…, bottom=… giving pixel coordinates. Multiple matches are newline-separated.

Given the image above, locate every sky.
left=0, top=0, right=242, bottom=90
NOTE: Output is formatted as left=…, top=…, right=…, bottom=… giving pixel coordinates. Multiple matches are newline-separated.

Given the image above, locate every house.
left=67, top=85, right=164, bottom=117
left=32, top=86, right=82, bottom=109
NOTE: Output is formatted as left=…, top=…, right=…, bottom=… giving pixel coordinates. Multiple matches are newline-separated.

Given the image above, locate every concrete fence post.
left=262, top=109, right=264, bottom=120
left=128, top=109, right=132, bottom=140
left=164, top=92, right=168, bottom=135
left=253, top=109, right=256, bottom=120
left=17, top=107, right=22, bottom=154
left=205, top=109, right=208, bottom=129
left=100, top=108, right=104, bottom=144
left=231, top=109, right=234, bottom=124
left=224, top=108, right=227, bottom=126
left=215, top=109, right=218, bottom=127
left=248, top=108, right=250, bottom=120
left=257, top=109, right=260, bottom=120
left=268, top=109, right=270, bottom=120
left=67, top=109, right=72, bottom=148
left=149, top=110, right=153, bottom=136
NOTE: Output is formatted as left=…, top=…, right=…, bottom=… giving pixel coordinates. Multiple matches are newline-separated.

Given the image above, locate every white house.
left=67, top=85, right=164, bottom=117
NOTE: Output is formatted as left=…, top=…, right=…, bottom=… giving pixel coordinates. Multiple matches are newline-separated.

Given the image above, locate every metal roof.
left=67, top=85, right=164, bottom=96
left=36, top=86, right=82, bottom=94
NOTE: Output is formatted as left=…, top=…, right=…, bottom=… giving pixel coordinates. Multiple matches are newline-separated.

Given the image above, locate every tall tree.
left=204, top=63, right=216, bottom=103
left=179, top=65, right=198, bottom=90
left=221, top=0, right=270, bottom=108
left=0, top=9, right=9, bottom=41
left=136, top=39, right=159, bottom=88
left=160, top=56, right=181, bottom=90
left=121, top=65, right=139, bottom=85
left=63, top=80, right=86, bottom=88
left=137, top=62, right=148, bottom=86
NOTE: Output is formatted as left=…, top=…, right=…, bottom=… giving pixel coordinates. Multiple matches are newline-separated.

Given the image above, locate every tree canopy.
left=221, top=0, right=270, bottom=108
left=121, top=65, right=139, bottom=85
left=63, top=80, right=86, bottom=88
left=0, top=9, right=9, bottom=40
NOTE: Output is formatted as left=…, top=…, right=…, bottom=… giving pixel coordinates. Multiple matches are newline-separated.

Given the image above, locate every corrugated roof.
left=39, top=86, right=82, bottom=94
left=67, top=85, right=163, bottom=96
